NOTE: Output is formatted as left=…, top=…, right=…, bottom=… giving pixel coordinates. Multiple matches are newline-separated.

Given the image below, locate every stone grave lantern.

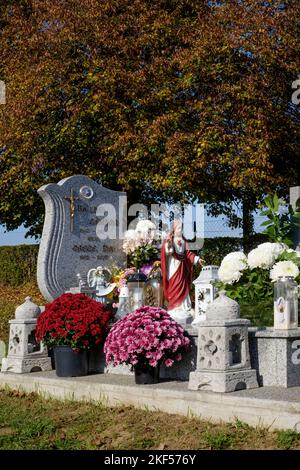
left=192, top=265, right=219, bottom=326
left=1, top=297, right=52, bottom=374
left=189, top=291, right=258, bottom=393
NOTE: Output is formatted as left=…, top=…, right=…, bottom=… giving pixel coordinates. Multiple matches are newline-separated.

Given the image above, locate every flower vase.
left=134, top=363, right=160, bottom=384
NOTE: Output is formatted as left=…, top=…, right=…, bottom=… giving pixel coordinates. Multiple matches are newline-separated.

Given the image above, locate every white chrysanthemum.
left=258, top=242, right=287, bottom=258
left=218, top=264, right=243, bottom=284
left=270, top=261, right=299, bottom=281
left=248, top=247, right=274, bottom=269
left=247, top=243, right=286, bottom=270
left=222, top=251, right=248, bottom=271
left=218, top=251, right=247, bottom=284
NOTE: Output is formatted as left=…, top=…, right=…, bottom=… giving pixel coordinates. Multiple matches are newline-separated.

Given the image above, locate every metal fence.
left=204, top=207, right=266, bottom=239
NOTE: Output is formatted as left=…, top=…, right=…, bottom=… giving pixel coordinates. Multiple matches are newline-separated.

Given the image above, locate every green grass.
left=205, top=431, right=234, bottom=450
left=276, top=430, right=300, bottom=449
left=0, top=390, right=300, bottom=450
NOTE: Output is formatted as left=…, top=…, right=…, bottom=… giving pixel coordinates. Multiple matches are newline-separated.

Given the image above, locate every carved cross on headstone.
left=64, top=188, right=79, bottom=232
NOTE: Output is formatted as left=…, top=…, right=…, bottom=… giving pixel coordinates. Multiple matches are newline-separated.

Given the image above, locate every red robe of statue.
left=160, top=238, right=196, bottom=311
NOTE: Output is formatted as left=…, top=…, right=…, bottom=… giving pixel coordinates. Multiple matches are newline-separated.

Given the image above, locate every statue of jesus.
left=160, top=219, right=204, bottom=325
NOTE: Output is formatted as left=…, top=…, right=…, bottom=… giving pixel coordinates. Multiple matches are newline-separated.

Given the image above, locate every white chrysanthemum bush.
left=217, top=243, right=300, bottom=310
left=215, top=192, right=300, bottom=324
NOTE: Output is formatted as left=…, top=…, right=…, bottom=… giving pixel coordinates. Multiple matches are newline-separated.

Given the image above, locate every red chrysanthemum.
left=35, top=293, right=112, bottom=350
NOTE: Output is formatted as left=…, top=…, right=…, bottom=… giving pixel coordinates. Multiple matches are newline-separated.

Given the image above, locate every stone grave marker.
left=37, top=175, right=127, bottom=302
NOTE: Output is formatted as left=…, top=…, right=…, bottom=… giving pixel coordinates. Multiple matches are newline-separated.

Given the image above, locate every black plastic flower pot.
left=48, top=347, right=55, bottom=370
left=87, top=344, right=105, bottom=374
left=54, top=345, right=88, bottom=377
left=134, top=364, right=159, bottom=384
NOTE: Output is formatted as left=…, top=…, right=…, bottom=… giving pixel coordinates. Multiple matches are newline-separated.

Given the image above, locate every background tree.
left=0, top=0, right=299, bottom=241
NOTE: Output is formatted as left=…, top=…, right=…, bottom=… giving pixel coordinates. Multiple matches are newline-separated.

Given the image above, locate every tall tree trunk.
left=242, top=196, right=254, bottom=253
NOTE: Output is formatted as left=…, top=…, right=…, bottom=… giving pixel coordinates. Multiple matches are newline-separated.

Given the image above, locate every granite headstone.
left=37, top=175, right=127, bottom=302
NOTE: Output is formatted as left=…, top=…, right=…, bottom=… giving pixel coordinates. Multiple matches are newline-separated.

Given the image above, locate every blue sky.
left=0, top=225, right=37, bottom=246
left=0, top=212, right=264, bottom=246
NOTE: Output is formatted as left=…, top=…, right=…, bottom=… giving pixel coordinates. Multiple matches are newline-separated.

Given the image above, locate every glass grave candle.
left=274, top=276, right=298, bottom=330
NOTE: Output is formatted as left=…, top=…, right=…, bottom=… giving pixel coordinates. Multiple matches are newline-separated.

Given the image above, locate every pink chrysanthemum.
left=104, top=306, right=190, bottom=369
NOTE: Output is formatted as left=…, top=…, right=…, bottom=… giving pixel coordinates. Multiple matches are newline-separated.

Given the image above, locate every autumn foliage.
left=0, top=0, right=299, bottom=235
